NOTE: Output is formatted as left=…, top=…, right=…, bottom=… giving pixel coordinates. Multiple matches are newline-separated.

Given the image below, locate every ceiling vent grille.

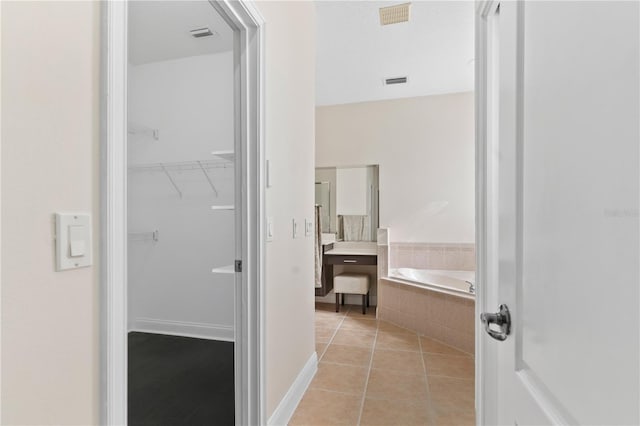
left=379, top=3, right=411, bottom=26
left=384, top=76, right=408, bottom=85
left=190, top=27, right=216, bottom=38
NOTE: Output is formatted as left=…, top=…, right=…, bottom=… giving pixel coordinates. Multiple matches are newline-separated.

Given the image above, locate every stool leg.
left=366, top=293, right=370, bottom=307
left=335, top=293, right=340, bottom=313
left=362, top=295, right=366, bottom=315
left=341, top=294, right=345, bottom=306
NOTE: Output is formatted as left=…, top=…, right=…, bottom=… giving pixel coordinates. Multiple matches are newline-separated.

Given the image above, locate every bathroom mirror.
left=315, top=165, right=379, bottom=241
left=315, top=182, right=331, bottom=232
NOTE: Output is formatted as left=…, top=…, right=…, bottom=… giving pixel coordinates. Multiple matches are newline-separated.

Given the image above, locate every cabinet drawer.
left=324, top=255, right=377, bottom=266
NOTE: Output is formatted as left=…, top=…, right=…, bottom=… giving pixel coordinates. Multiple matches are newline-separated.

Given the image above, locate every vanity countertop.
left=324, top=247, right=377, bottom=256
left=324, top=241, right=377, bottom=256
left=319, top=241, right=377, bottom=296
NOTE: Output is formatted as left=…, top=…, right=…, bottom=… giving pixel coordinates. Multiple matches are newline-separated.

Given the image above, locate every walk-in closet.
left=127, top=1, right=236, bottom=424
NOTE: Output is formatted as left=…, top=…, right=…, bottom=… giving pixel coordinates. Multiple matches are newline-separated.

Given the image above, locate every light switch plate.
left=305, top=219, right=313, bottom=237
left=55, top=212, right=92, bottom=271
left=292, top=218, right=299, bottom=239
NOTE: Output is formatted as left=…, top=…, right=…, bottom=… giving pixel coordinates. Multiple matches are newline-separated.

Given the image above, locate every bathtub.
left=379, top=268, right=476, bottom=353
left=388, top=268, right=476, bottom=300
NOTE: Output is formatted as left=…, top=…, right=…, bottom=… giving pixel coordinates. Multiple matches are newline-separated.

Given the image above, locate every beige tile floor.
left=289, top=303, right=475, bottom=426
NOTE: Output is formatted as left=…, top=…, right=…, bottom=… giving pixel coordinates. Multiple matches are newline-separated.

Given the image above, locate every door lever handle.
left=480, top=304, right=511, bottom=341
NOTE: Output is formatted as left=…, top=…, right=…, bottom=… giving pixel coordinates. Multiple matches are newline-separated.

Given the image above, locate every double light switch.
left=55, top=212, right=92, bottom=271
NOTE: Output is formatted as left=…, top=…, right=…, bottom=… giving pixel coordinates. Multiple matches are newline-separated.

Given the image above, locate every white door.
left=479, top=1, right=639, bottom=424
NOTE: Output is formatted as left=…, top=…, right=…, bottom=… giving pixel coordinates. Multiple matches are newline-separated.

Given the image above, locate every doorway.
left=303, top=2, right=477, bottom=424
left=101, top=1, right=265, bottom=424
left=127, top=1, right=235, bottom=423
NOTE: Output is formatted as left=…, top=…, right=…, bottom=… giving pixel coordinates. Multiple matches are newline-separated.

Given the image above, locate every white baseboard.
left=130, top=317, right=234, bottom=342
left=268, top=351, right=318, bottom=426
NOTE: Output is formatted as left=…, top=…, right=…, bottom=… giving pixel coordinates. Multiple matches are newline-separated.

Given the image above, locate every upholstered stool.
left=334, top=273, right=370, bottom=314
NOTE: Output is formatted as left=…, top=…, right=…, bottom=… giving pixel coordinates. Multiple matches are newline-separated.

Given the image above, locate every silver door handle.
left=480, top=304, right=511, bottom=341
left=343, top=260, right=357, bottom=263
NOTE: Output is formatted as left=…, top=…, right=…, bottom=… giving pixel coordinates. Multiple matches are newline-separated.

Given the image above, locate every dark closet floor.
left=128, top=332, right=234, bottom=426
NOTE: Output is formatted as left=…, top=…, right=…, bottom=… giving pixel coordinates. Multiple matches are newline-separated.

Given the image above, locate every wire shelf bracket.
left=197, top=160, right=219, bottom=197
left=160, top=163, right=183, bottom=198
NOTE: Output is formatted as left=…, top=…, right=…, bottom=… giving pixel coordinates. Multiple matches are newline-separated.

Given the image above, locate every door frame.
left=100, top=1, right=266, bottom=425
left=475, top=0, right=500, bottom=424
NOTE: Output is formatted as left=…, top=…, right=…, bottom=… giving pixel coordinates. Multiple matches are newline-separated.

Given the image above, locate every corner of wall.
left=257, top=1, right=317, bottom=420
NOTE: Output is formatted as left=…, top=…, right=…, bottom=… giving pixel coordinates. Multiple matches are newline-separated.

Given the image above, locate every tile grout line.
left=422, top=369, right=476, bottom=380
left=317, top=305, right=351, bottom=360
left=355, top=318, right=379, bottom=426
left=306, top=387, right=366, bottom=397
left=418, top=334, right=437, bottom=425
left=317, top=359, right=375, bottom=368
left=312, top=306, right=475, bottom=425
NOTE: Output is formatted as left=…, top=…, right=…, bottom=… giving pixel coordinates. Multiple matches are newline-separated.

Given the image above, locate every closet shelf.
left=129, top=159, right=233, bottom=198
left=211, top=205, right=235, bottom=210
left=212, top=264, right=235, bottom=274
left=211, top=150, right=234, bottom=163
left=128, top=230, right=159, bottom=242
left=128, top=122, right=159, bottom=141
left=128, top=159, right=232, bottom=173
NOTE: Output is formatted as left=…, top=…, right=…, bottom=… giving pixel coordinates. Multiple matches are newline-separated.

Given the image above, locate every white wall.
left=316, top=92, right=475, bottom=243
left=1, top=2, right=99, bottom=424
left=1, top=2, right=316, bottom=423
left=127, top=52, right=235, bottom=340
left=257, top=1, right=317, bottom=419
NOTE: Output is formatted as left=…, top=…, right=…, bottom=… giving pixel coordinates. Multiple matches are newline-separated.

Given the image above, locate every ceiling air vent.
left=379, top=3, right=411, bottom=26
left=384, top=76, right=408, bottom=85
left=190, top=27, right=216, bottom=38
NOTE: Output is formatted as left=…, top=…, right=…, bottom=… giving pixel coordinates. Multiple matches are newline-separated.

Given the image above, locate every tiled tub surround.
left=377, top=242, right=389, bottom=291
left=378, top=278, right=474, bottom=354
left=390, top=243, right=475, bottom=272
left=290, top=303, right=475, bottom=425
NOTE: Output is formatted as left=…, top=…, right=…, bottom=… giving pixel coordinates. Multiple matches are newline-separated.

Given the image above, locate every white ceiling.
left=315, top=1, right=475, bottom=106
left=128, top=1, right=233, bottom=66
